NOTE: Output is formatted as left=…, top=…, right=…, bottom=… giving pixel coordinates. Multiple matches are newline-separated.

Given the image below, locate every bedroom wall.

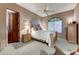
left=0, top=3, right=42, bottom=50
left=41, top=10, right=74, bottom=39
left=31, top=19, right=41, bottom=26
left=74, top=4, right=79, bottom=23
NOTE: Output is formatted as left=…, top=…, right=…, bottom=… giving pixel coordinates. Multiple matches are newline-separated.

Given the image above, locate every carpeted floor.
left=0, top=40, right=56, bottom=55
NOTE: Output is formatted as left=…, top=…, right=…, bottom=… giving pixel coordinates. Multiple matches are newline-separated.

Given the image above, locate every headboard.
left=31, top=24, right=42, bottom=31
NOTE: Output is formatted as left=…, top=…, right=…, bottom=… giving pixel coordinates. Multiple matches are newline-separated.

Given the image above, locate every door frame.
left=6, top=9, right=20, bottom=44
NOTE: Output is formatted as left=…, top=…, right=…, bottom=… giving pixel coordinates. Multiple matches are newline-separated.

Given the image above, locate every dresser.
left=22, top=34, right=31, bottom=43
left=67, top=22, right=78, bottom=44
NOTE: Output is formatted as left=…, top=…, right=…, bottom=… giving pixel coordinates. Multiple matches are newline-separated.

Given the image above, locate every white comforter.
left=31, top=30, right=54, bottom=47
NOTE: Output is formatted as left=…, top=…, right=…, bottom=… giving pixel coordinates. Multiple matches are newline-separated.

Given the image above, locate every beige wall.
left=0, top=3, right=41, bottom=50
left=74, top=4, right=79, bottom=23
left=41, top=10, right=74, bottom=39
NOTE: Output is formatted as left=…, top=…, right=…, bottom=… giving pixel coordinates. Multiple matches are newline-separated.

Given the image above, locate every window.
left=48, top=17, right=62, bottom=33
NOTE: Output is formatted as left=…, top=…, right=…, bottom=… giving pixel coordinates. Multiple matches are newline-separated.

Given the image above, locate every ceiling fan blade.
left=46, top=10, right=55, bottom=12
left=45, top=11, right=48, bottom=16
left=38, top=10, right=42, bottom=11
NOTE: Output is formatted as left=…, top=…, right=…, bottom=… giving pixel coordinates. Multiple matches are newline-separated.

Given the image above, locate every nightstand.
left=22, top=34, right=31, bottom=43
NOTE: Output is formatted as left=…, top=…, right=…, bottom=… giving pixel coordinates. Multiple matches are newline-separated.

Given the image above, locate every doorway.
left=7, top=9, right=20, bottom=43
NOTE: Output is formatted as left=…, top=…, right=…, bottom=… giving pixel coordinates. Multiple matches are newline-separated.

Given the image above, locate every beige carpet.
left=0, top=40, right=56, bottom=55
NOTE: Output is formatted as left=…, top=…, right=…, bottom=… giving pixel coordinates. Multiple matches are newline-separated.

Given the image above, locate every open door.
left=7, top=10, right=20, bottom=43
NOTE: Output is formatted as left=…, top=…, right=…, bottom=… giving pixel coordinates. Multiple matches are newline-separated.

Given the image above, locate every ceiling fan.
left=38, top=4, right=55, bottom=16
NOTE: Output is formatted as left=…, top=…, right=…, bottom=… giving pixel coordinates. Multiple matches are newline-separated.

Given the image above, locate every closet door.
left=67, top=23, right=77, bottom=44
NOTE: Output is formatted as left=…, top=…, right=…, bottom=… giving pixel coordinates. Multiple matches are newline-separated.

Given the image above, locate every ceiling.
left=17, top=3, right=76, bottom=17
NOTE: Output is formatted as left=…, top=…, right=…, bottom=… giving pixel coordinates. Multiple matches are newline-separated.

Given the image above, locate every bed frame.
left=32, top=37, right=48, bottom=45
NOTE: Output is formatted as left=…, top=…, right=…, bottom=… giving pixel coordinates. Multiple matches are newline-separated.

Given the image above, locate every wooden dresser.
left=67, top=22, right=78, bottom=44
left=22, top=34, right=31, bottom=43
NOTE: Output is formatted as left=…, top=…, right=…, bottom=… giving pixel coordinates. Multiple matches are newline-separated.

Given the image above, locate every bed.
left=31, top=30, right=55, bottom=47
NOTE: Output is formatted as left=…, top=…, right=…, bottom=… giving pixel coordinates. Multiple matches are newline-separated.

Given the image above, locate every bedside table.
left=22, top=34, right=31, bottom=43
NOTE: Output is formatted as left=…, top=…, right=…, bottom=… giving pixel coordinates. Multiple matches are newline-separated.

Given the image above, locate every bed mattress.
left=31, top=30, right=54, bottom=47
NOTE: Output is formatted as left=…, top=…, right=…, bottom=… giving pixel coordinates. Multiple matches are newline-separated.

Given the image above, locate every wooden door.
left=8, top=12, right=20, bottom=43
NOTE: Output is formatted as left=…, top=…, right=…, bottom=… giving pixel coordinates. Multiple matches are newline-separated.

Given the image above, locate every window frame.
left=48, top=17, right=62, bottom=33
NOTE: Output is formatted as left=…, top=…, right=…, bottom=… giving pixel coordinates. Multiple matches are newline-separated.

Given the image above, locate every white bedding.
left=31, top=30, right=54, bottom=47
